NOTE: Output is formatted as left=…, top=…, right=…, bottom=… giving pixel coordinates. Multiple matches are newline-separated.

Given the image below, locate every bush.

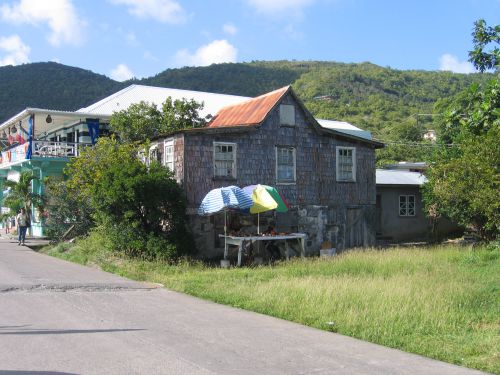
left=65, top=138, right=195, bottom=260
left=44, top=178, right=94, bottom=241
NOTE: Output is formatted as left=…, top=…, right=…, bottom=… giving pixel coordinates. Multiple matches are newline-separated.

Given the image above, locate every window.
left=276, top=146, right=296, bottom=183
left=336, top=147, right=356, bottom=182
left=164, top=140, right=174, bottom=172
left=214, top=142, right=236, bottom=178
left=279, top=104, right=295, bottom=126
left=399, top=195, right=416, bottom=216
left=149, top=144, right=163, bottom=165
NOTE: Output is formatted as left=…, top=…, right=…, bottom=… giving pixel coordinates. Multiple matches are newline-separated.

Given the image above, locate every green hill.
left=0, top=62, right=123, bottom=123
left=1, top=60, right=492, bottom=147
left=140, top=61, right=492, bottom=139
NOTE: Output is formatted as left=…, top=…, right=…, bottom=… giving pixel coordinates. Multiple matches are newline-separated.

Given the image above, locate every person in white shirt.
left=16, top=208, right=30, bottom=245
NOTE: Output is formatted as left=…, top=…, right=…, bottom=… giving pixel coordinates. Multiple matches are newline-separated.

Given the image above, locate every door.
left=345, top=208, right=365, bottom=248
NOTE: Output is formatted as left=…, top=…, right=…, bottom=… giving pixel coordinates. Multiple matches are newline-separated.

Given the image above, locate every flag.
left=26, top=115, right=33, bottom=159
left=86, top=118, right=100, bottom=145
left=15, top=133, right=25, bottom=144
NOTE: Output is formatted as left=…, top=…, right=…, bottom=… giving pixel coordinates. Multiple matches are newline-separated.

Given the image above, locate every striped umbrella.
left=198, top=185, right=253, bottom=215
left=198, top=186, right=254, bottom=261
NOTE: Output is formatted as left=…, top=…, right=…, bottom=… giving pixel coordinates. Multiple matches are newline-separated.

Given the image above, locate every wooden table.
left=219, top=233, right=307, bottom=266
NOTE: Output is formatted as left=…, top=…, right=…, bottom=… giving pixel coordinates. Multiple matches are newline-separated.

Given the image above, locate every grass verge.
left=42, top=234, right=500, bottom=373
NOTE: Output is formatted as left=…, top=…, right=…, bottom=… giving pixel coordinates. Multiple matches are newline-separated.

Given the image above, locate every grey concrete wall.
left=377, top=186, right=429, bottom=241
left=376, top=185, right=461, bottom=241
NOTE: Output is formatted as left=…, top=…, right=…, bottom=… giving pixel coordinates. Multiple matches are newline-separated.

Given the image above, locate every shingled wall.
left=167, top=92, right=377, bottom=259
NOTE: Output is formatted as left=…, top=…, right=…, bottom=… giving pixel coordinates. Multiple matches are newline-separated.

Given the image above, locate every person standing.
left=16, top=208, right=30, bottom=245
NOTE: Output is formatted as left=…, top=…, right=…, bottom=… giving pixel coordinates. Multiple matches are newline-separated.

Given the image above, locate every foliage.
left=43, top=177, right=94, bottom=241
left=109, top=101, right=162, bottom=142
left=109, top=97, right=206, bottom=142
left=65, top=137, right=194, bottom=259
left=468, top=19, right=500, bottom=73
left=43, top=243, right=500, bottom=374
left=3, top=170, right=44, bottom=213
left=424, top=76, right=499, bottom=239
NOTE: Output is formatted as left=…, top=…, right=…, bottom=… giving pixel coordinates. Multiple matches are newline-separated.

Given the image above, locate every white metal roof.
left=77, top=84, right=250, bottom=119
left=1, top=84, right=375, bottom=140
left=384, top=161, right=427, bottom=171
left=376, top=169, right=427, bottom=186
left=316, top=119, right=372, bottom=140
left=78, top=85, right=375, bottom=139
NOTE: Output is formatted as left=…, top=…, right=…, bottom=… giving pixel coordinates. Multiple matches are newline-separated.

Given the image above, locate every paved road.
left=0, top=238, right=486, bottom=375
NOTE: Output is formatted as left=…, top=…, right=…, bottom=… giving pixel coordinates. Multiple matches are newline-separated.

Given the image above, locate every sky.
left=0, top=0, right=498, bottom=81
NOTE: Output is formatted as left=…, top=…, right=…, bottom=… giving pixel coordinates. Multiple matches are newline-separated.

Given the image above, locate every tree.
left=65, top=137, right=194, bottom=259
left=3, top=171, right=44, bottom=214
left=43, top=177, right=94, bottom=240
left=424, top=21, right=499, bottom=239
left=424, top=121, right=499, bottom=238
left=468, top=19, right=500, bottom=73
left=109, top=97, right=206, bottom=143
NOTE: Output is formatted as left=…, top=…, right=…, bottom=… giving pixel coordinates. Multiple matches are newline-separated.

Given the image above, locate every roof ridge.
left=77, top=84, right=138, bottom=112
left=207, top=86, right=290, bottom=128
left=125, top=84, right=250, bottom=99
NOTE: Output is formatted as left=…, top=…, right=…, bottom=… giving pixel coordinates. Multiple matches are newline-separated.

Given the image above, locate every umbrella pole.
left=257, top=212, right=260, bottom=234
left=224, top=210, right=228, bottom=260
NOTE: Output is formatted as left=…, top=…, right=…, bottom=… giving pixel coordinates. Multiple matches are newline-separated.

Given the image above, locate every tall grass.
left=43, top=238, right=500, bottom=373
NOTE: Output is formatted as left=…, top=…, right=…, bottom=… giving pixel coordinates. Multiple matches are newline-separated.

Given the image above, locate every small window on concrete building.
left=280, top=104, right=295, bottom=126
left=336, top=147, right=356, bottom=182
left=214, top=142, right=236, bottom=178
left=276, top=146, right=296, bottom=183
left=399, top=195, right=415, bottom=216
left=164, top=139, right=174, bottom=172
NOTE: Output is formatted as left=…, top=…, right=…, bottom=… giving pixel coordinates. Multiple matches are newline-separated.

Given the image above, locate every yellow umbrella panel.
left=249, top=185, right=278, bottom=214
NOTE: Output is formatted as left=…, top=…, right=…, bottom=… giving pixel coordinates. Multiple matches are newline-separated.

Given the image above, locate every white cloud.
left=110, top=64, right=134, bottom=81
left=0, top=34, right=30, bottom=66
left=439, top=54, right=475, bottom=74
left=223, top=23, right=238, bottom=35
left=246, top=0, right=314, bottom=15
left=143, top=50, right=159, bottom=62
left=109, top=0, right=186, bottom=24
left=126, top=32, right=139, bottom=46
left=283, top=24, right=304, bottom=41
left=0, top=0, right=85, bottom=46
left=174, top=39, right=237, bottom=67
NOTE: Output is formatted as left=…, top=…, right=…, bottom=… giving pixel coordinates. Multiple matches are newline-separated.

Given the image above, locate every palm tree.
left=3, top=171, right=44, bottom=215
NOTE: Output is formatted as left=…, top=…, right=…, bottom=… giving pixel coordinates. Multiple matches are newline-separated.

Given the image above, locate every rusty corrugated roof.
left=207, top=86, right=290, bottom=128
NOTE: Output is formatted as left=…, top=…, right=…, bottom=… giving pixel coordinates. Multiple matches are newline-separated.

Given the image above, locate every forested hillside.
left=0, top=62, right=123, bottom=123
left=1, top=60, right=492, bottom=162
left=140, top=61, right=491, bottom=137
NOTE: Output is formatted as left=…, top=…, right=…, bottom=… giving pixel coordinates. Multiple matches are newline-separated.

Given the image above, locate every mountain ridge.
left=0, top=61, right=492, bottom=139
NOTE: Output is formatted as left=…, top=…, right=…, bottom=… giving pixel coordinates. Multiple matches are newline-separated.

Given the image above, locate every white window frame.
left=213, top=142, right=237, bottom=178
left=279, top=104, right=296, bottom=126
left=399, top=195, right=416, bottom=217
left=163, top=139, right=174, bottom=172
left=148, top=143, right=164, bottom=166
left=336, top=146, right=356, bottom=182
left=276, top=146, right=296, bottom=184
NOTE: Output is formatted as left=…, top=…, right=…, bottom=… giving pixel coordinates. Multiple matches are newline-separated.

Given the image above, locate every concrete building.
left=376, top=169, right=460, bottom=241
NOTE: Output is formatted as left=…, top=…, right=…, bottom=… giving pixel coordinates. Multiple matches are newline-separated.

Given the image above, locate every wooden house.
left=150, top=86, right=384, bottom=257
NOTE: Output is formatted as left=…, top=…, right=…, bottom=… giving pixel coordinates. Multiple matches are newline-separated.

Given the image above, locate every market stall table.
left=219, top=233, right=307, bottom=266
